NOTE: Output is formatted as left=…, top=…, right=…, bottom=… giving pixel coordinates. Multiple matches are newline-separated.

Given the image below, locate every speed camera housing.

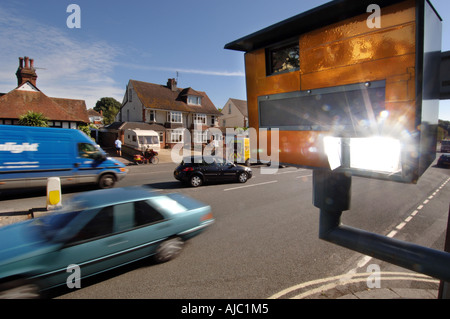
left=225, top=0, right=442, bottom=183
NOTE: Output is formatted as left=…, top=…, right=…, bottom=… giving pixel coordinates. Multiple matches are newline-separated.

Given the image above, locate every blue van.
left=0, top=125, right=127, bottom=189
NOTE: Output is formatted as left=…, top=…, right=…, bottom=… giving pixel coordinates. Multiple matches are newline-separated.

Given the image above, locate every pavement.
left=0, top=147, right=446, bottom=299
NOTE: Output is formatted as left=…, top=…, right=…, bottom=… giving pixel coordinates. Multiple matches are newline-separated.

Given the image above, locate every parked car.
left=0, top=186, right=214, bottom=298
left=437, top=154, right=450, bottom=168
left=174, top=156, right=253, bottom=187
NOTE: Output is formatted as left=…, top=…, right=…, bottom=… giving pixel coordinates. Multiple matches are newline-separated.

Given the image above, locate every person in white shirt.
left=115, top=137, right=122, bottom=156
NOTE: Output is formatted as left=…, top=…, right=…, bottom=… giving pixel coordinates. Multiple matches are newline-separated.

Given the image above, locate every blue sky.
left=0, top=0, right=449, bottom=120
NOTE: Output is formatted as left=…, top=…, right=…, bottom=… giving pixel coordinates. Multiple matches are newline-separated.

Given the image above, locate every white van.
left=124, top=129, right=160, bottom=152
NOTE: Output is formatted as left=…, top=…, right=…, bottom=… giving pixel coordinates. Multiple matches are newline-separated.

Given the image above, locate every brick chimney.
left=16, top=56, right=38, bottom=87
left=167, top=78, right=177, bottom=92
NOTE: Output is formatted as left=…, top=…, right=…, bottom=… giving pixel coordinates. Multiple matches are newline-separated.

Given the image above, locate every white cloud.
left=0, top=6, right=123, bottom=108
left=120, top=63, right=245, bottom=78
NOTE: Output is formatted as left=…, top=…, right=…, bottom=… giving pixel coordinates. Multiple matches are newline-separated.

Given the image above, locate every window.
left=148, top=196, right=187, bottom=215
left=267, top=42, right=300, bottom=75
left=167, top=111, right=182, bottom=123
left=169, top=129, right=184, bottom=143
left=129, top=88, right=132, bottom=102
left=138, top=136, right=159, bottom=145
left=211, top=116, right=217, bottom=126
left=193, top=130, right=208, bottom=143
left=134, top=201, right=164, bottom=227
left=228, top=104, right=232, bottom=114
left=78, top=143, right=102, bottom=159
left=69, top=206, right=114, bottom=243
left=146, top=109, right=156, bottom=122
left=188, top=95, right=202, bottom=105
left=194, top=114, right=206, bottom=125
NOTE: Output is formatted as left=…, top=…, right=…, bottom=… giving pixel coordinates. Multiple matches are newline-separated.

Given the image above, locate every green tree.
left=94, top=97, right=121, bottom=125
left=78, top=124, right=91, bottom=136
left=18, top=111, right=49, bottom=127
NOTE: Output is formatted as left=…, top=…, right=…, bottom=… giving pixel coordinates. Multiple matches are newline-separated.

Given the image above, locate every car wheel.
left=0, top=279, right=41, bottom=299
left=238, top=172, right=248, bottom=183
left=190, top=175, right=203, bottom=187
left=98, top=174, right=116, bottom=189
left=153, top=238, right=184, bottom=263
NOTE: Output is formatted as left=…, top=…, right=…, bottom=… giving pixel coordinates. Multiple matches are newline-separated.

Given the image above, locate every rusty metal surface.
left=244, top=0, right=418, bottom=168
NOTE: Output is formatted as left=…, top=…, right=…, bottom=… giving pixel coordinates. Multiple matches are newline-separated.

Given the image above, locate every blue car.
left=0, top=186, right=214, bottom=298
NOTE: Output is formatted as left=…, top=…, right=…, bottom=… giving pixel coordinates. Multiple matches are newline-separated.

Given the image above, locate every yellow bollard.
left=46, top=177, right=62, bottom=210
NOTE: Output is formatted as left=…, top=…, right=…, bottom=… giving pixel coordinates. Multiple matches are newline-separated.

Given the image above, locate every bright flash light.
left=323, top=137, right=342, bottom=170
left=350, top=137, right=401, bottom=173
left=324, top=136, right=402, bottom=174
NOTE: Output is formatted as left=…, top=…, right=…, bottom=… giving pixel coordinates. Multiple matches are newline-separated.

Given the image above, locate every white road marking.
left=268, top=272, right=437, bottom=299
left=269, top=176, right=449, bottom=299
left=223, top=180, right=278, bottom=192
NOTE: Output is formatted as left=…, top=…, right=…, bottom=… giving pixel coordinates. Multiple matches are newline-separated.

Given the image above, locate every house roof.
left=105, top=121, right=165, bottom=132
left=229, top=98, right=248, bottom=117
left=51, top=97, right=89, bottom=123
left=129, top=79, right=221, bottom=115
left=87, top=108, right=103, bottom=117
left=0, top=87, right=88, bottom=123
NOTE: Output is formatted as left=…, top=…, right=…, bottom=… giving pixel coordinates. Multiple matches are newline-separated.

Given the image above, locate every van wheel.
left=153, top=238, right=184, bottom=263
left=98, top=174, right=115, bottom=189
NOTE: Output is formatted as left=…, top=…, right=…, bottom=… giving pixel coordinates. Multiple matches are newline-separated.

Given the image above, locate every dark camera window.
left=267, top=43, right=300, bottom=75
left=258, top=81, right=386, bottom=132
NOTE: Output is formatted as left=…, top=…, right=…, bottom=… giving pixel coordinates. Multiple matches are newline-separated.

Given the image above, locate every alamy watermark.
left=367, top=4, right=381, bottom=29
left=66, top=264, right=81, bottom=289
left=66, top=4, right=81, bottom=29
left=366, top=264, right=381, bottom=289
left=66, top=4, right=380, bottom=30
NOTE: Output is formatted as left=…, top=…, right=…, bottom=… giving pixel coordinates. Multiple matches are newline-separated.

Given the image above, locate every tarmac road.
left=0, top=150, right=449, bottom=299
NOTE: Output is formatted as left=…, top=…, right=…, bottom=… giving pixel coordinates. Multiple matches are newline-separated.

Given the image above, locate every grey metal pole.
left=313, top=169, right=450, bottom=283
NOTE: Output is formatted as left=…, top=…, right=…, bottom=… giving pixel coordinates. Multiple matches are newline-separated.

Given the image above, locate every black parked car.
left=437, top=154, right=450, bottom=168
left=174, top=156, right=253, bottom=187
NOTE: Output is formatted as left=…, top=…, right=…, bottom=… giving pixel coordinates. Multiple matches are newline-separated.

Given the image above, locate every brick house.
left=0, top=56, right=89, bottom=128
left=116, top=78, right=222, bottom=148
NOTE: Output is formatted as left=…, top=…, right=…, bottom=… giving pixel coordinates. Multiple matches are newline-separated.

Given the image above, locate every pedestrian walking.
left=115, top=137, right=122, bottom=156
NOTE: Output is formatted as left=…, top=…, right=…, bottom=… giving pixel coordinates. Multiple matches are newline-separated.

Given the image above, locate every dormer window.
left=188, top=95, right=202, bottom=105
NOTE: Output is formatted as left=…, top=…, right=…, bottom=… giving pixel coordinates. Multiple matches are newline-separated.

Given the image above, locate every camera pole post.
left=313, top=168, right=450, bottom=284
